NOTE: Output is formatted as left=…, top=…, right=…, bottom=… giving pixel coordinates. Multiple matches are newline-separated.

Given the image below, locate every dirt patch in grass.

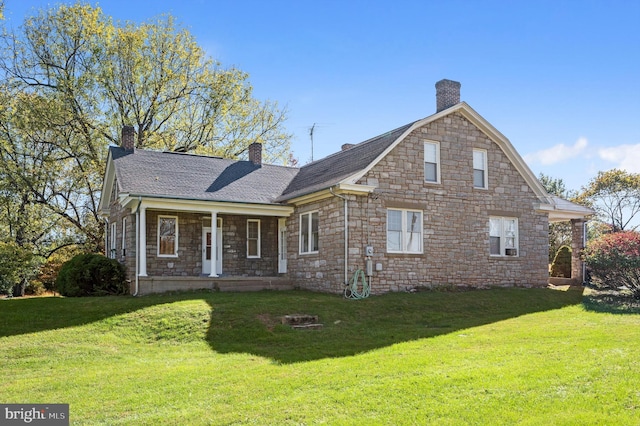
left=256, top=313, right=279, bottom=331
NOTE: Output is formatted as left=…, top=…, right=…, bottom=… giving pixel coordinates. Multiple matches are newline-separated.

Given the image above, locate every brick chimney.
left=121, top=125, right=135, bottom=151
left=248, top=142, right=262, bottom=166
left=435, top=79, right=461, bottom=112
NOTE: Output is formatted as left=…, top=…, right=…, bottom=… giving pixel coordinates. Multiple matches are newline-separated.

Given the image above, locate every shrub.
left=56, top=253, right=128, bottom=297
left=583, top=231, right=640, bottom=298
left=550, top=245, right=572, bottom=278
left=24, top=280, right=46, bottom=296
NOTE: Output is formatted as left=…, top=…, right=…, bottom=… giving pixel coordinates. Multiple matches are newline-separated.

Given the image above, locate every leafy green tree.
left=0, top=241, right=38, bottom=297
left=0, top=3, right=291, bottom=253
left=576, top=169, right=640, bottom=232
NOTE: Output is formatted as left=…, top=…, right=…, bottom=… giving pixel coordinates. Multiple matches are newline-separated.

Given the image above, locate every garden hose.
left=344, top=269, right=370, bottom=299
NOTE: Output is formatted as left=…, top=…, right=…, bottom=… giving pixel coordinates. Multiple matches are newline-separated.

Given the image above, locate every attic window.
left=473, top=149, right=488, bottom=189
left=111, top=178, right=118, bottom=203
left=424, top=141, right=440, bottom=184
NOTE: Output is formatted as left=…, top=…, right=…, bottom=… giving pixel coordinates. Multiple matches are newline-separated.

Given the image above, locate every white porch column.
left=209, top=211, right=218, bottom=277
left=139, top=204, right=148, bottom=277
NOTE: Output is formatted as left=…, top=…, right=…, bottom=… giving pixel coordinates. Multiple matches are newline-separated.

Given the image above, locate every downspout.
left=103, top=218, right=109, bottom=256
left=582, top=220, right=588, bottom=285
left=330, top=187, right=348, bottom=285
left=132, top=197, right=142, bottom=296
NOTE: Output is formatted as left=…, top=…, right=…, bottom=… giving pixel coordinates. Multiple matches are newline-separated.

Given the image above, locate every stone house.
left=98, top=79, right=593, bottom=295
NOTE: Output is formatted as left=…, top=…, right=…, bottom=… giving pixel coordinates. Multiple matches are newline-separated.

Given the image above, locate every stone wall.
left=287, top=197, right=350, bottom=293
left=221, top=215, right=280, bottom=277
left=291, top=112, right=549, bottom=294
left=108, top=200, right=135, bottom=291
left=141, top=211, right=280, bottom=278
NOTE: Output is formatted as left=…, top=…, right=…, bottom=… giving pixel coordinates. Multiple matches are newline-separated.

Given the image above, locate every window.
left=424, top=141, right=440, bottom=183
left=473, top=149, right=488, bottom=189
left=300, top=211, right=319, bottom=254
left=109, top=222, right=116, bottom=259
left=247, top=219, right=261, bottom=258
left=158, top=216, right=178, bottom=257
left=121, top=217, right=127, bottom=257
left=489, top=217, right=518, bottom=257
left=387, top=209, right=423, bottom=254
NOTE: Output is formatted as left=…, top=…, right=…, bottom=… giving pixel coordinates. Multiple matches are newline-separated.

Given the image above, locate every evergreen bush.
left=550, top=245, right=572, bottom=278
left=56, top=254, right=128, bottom=297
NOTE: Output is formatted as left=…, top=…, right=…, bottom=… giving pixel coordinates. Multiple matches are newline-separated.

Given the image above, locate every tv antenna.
left=309, top=123, right=316, bottom=162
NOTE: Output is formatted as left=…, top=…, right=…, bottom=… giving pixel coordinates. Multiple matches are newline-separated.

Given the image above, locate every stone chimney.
left=248, top=142, right=262, bottom=166
left=121, top=125, right=135, bottom=151
left=435, top=79, right=461, bottom=112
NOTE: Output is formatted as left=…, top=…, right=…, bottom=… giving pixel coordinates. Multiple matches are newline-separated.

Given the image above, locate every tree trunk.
left=12, top=280, right=26, bottom=297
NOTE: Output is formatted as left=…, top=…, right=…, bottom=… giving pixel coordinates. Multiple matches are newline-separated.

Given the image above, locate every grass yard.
left=1, top=287, right=639, bottom=425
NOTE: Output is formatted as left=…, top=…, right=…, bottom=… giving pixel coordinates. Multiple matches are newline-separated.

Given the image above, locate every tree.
left=539, top=173, right=576, bottom=262
left=0, top=241, right=37, bottom=297
left=0, top=4, right=291, bottom=254
left=583, top=231, right=640, bottom=298
left=576, top=169, right=640, bottom=232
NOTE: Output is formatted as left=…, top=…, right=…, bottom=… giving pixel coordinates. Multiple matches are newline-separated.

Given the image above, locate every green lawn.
left=1, top=287, right=639, bottom=425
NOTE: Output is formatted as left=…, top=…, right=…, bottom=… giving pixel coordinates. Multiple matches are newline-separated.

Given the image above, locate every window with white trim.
left=473, top=149, right=488, bottom=189
left=299, top=211, right=319, bottom=254
left=109, top=222, right=117, bottom=259
left=387, top=209, right=423, bottom=254
left=158, top=216, right=178, bottom=257
left=122, top=217, right=127, bottom=257
left=489, top=217, right=518, bottom=257
left=424, top=141, right=440, bottom=183
left=247, top=219, right=261, bottom=258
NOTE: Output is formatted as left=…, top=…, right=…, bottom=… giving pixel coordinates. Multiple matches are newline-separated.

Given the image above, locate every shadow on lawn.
left=0, top=287, right=585, bottom=364
left=582, top=288, right=640, bottom=314
left=204, top=287, right=584, bottom=364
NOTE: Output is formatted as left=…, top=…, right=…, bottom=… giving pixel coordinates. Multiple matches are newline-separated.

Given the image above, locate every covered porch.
left=546, top=195, right=595, bottom=286
left=126, top=196, right=293, bottom=295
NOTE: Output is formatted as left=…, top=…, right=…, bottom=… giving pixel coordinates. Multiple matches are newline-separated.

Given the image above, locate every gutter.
left=330, top=187, right=349, bottom=285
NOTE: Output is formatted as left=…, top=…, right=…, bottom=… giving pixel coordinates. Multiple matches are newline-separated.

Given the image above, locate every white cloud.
left=524, top=137, right=588, bottom=165
left=598, top=144, right=640, bottom=173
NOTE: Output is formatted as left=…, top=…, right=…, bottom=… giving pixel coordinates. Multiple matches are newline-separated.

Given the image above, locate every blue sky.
left=4, top=0, right=640, bottom=193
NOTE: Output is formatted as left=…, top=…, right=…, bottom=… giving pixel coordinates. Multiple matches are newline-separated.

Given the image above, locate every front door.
left=203, top=219, right=223, bottom=275
left=278, top=218, right=287, bottom=273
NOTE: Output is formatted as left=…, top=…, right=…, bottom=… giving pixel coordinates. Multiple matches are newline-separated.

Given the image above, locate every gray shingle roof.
left=110, top=121, right=416, bottom=205
left=111, top=147, right=299, bottom=204
left=278, top=121, right=416, bottom=200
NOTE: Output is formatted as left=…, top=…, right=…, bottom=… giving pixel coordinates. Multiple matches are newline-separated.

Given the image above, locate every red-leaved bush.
left=583, top=231, right=640, bottom=298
